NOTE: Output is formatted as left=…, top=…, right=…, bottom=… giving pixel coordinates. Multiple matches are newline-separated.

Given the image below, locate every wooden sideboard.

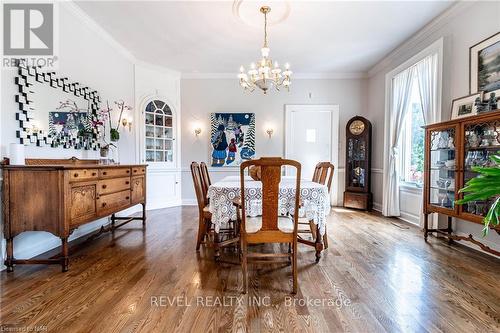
left=2, top=157, right=147, bottom=272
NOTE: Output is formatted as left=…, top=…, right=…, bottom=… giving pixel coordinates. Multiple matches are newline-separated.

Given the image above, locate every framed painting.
left=451, top=93, right=481, bottom=119
left=470, top=32, right=500, bottom=100
left=210, top=113, right=255, bottom=167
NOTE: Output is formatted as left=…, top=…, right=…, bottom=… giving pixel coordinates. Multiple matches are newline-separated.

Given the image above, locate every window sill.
left=399, top=182, right=423, bottom=195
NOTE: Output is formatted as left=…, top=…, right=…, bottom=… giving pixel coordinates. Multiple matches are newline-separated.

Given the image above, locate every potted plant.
left=456, top=152, right=500, bottom=235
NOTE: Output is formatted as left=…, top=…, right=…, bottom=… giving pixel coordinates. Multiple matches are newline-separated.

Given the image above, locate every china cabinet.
left=344, top=116, right=372, bottom=210
left=423, top=109, right=500, bottom=256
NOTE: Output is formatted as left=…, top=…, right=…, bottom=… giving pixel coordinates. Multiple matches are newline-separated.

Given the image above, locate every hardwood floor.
left=1, top=206, right=499, bottom=332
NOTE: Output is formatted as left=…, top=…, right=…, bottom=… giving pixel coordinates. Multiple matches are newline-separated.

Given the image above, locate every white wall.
left=365, top=1, right=500, bottom=250
left=0, top=3, right=136, bottom=266
left=180, top=78, right=367, bottom=204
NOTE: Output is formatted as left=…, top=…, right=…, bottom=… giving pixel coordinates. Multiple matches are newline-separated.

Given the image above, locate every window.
left=144, top=100, right=174, bottom=163
left=398, top=76, right=425, bottom=186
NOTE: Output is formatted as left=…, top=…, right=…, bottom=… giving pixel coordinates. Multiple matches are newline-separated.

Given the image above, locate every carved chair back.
left=240, top=157, right=301, bottom=241
left=312, top=162, right=335, bottom=193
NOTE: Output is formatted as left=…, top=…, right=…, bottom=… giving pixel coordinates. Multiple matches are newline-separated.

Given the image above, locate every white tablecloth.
left=207, top=176, right=330, bottom=235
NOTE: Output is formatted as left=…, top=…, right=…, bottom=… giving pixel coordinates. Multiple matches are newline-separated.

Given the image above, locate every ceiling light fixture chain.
left=238, top=5, right=292, bottom=94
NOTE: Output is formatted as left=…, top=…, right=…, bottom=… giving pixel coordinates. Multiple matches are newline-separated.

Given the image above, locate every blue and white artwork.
left=210, top=113, right=255, bottom=167
left=48, top=111, right=93, bottom=141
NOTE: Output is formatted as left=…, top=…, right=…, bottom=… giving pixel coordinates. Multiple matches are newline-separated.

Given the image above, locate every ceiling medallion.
left=238, top=6, right=292, bottom=94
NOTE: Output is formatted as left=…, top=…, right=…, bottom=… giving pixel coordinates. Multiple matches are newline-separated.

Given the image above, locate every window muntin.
left=145, top=100, right=174, bottom=163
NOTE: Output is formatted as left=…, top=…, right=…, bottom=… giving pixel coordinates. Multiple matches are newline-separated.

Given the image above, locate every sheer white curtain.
left=382, top=67, right=415, bottom=216
left=415, top=53, right=439, bottom=226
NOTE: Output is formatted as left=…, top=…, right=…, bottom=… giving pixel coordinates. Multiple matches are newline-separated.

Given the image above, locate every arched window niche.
left=144, top=99, right=174, bottom=163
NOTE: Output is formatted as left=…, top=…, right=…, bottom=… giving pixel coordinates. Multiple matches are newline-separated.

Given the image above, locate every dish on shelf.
left=444, top=160, right=455, bottom=167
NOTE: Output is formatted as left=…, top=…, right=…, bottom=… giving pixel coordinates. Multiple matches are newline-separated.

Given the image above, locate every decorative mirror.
left=14, top=61, right=101, bottom=149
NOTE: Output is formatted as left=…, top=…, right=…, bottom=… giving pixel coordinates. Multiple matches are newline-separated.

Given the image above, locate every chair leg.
left=242, top=243, right=248, bottom=294
left=323, top=228, right=329, bottom=250
left=196, top=216, right=205, bottom=251
left=309, top=220, right=317, bottom=240
left=292, top=241, right=297, bottom=294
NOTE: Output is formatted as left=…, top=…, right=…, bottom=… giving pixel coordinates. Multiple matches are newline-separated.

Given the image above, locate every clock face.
left=349, top=120, right=365, bottom=135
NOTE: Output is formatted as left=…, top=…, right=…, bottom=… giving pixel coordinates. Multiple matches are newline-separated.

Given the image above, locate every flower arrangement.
left=97, top=100, right=133, bottom=143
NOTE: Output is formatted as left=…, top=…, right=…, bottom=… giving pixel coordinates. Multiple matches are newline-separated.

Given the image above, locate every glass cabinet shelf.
left=144, top=100, right=175, bottom=163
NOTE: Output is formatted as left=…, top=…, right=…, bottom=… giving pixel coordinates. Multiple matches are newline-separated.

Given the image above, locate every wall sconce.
left=266, top=128, right=274, bottom=138
left=194, top=128, right=202, bottom=136
left=121, top=117, right=133, bottom=132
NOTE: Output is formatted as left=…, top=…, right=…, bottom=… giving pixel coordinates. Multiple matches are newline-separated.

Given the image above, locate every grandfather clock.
left=344, top=116, right=372, bottom=210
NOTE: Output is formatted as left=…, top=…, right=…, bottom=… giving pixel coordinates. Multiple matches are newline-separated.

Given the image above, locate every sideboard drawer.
left=132, top=166, right=146, bottom=175
left=98, top=177, right=131, bottom=195
left=97, top=190, right=131, bottom=213
left=99, top=168, right=131, bottom=179
left=70, top=169, right=98, bottom=182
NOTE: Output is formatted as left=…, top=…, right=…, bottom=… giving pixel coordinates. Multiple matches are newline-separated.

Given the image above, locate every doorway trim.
left=284, top=104, right=340, bottom=206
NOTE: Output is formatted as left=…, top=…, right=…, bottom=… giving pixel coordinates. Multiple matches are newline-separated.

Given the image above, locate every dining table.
left=207, top=175, right=331, bottom=261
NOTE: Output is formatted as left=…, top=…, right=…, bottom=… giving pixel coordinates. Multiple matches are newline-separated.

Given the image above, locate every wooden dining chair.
left=298, top=162, right=334, bottom=249
left=240, top=157, right=301, bottom=294
left=192, top=162, right=239, bottom=259
left=191, top=162, right=212, bottom=251
left=200, top=162, right=211, bottom=206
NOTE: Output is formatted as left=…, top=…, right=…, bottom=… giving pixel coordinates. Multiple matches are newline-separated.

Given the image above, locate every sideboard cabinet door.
left=70, top=184, right=97, bottom=226
left=131, top=176, right=145, bottom=204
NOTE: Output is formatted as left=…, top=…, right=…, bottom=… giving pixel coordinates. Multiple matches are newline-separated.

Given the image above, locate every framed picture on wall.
left=209, top=113, right=255, bottom=167
left=470, top=31, right=500, bottom=100
left=451, top=93, right=482, bottom=119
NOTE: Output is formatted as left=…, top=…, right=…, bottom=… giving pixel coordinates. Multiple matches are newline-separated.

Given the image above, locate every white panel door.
left=285, top=105, right=339, bottom=205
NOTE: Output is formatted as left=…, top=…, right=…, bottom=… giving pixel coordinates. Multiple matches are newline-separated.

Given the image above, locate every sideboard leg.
left=111, top=213, right=116, bottom=230
left=141, top=202, right=146, bottom=227
left=447, top=216, right=454, bottom=244
left=61, top=237, right=69, bottom=272
left=5, top=238, right=14, bottom=272
left=423, top=214, right=429, bottom=242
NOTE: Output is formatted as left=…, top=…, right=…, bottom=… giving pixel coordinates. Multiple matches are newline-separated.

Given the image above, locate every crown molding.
left=181, top=72, right=368, bottom=80
left=62, top=1, right=136, bottom=63
left=367, top=1, right=475, bottom=77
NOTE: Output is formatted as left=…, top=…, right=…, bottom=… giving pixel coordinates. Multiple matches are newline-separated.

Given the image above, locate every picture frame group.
left=451, top=32, right=500, bottom=120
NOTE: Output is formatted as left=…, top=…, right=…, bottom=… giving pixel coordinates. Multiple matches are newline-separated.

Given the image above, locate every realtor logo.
left=3, top=3, right=54, bottom=56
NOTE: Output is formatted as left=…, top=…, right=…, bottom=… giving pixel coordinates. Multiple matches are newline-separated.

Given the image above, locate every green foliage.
left=456, top=152, right=500, bottom=235
left=110, top=128, right=120, bottom=142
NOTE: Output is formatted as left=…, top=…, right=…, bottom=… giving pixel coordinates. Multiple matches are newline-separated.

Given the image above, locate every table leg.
left=424, top=213, right=429, bottom=242
left=315, top=224, right=324, bottom=263
left=214, top=231, right=221, bottom=261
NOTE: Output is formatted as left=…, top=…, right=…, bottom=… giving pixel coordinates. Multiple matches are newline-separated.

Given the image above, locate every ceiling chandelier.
left=238, top=6, right=292, bottom=94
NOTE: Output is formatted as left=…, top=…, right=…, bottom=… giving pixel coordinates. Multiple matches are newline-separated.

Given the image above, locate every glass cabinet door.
left=144, top=100, right=174, bottom=164
left=347, top=137, right=367, bottom=189
left=427, top=127, right=457, bottom=212
left=461, top=120, right=500, bottom=219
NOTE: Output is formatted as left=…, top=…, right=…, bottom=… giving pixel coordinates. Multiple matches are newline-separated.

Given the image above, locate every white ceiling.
left=75, top=1, right=455, bottom=76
